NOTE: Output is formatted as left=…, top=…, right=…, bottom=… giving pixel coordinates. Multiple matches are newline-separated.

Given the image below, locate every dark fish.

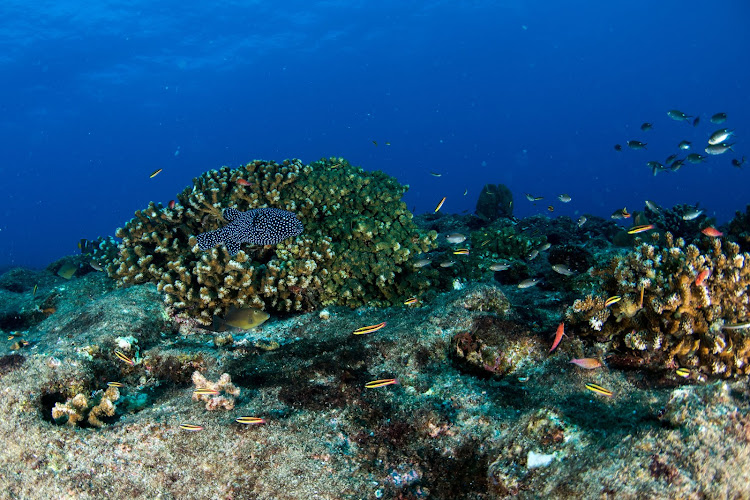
left=711, top=112, right=727, bottom=124
left=640, top=122, right=653, bottom=131
left=627, top=140, right=647, bottom=150
left=78, top=238, right=95, bottom=254
left=667, top=110, right=692, bottom=122
left=732, top=156, right=746, bottom=168
left=686, top=153, right=707, bottom=164
left=197, top=207, right=303, bottom=255
left=614, top=144, right=622, bottom=152
left=692, top=116, right=700, bottom=127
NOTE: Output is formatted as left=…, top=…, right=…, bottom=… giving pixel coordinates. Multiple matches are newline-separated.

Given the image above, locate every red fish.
left=236, top=179, right=253, bottom=187
left=695, top=269, right=710, bottom=286
left=549, top=322, right=565, bottom=353
left=701, top=227, right=723, bottom=237
left=570, top=358, right=602, bottom=369
left=168, top=199, right=176, bottom=209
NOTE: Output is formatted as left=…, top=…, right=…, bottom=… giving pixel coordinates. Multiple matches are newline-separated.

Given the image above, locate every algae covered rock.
left=475, top=183, right=513, bottom=221
left=99, top=157, right=437, bottom=325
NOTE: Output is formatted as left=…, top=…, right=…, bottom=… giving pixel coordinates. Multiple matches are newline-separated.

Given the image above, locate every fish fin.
left=212, top=315, right=227, bottom=332
left=223, top=208, right=240, bottom=222
left=224, top=241, right=241, bottom=255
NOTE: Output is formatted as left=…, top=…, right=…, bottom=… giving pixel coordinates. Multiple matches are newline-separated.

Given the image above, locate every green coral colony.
left=96, top=158, right=437, bottom=325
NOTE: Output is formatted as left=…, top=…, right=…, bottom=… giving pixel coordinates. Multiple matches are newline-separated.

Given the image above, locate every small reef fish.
left=645, top=200, right=661, bottom=212
left=695, top=269, right=711, bottom=286
left=453, top=249, right=470, bottom=255
left=722, top=321, right=750, bottom=330
left=434, top=197, right=446, bottom=213
left=585, top=383, right=613, bottom=397
left=539, top=243, right=551, bottom=252
left=549, top=322, right=564, bottom=353
left=682, top=209, right=703, bottom=221
left=403, top=297, right=418, bottom=306
left=626, top=140, right=647, bottom=150
left=675, top=368, right=691, bottom=378
left=558, top=194, right=571, bottom=203
left=115, top=350, right=135, bottom=366
left=429, top=172, right=442, bottom=177
left=710, top=112, right=727, bottom=124
left=570, top=358, right=602, bottom=369
left=439, top=261, right=456, bottom=267
left=525, top=194, right=543, bottom=202
left=692, top=116, right=700, bottom=127
left=150, top=168, right=163, bottom=178
left=732, top=157, right=746, bottom=168
left=708, top=128, right=734, bottom=145
left=413, top=258, right=432, bottom=268
left=89, top=261, right=103, bottom=271
left=236, top=179, right=253, bottom=187
left=446, top=233, right=466, bottom=244
left=517, top=278, right=540, bottom=289
left=365, top=378, right=398, bottom=389
left=610, top=207, right=630, bottom=219
left=701, top=227, right=723, bottom=237
left=551, top=264, right=574, bottom=276
left=32, top=284, right=38, bottom=297
left=647, top=161, right=666, bottom=176
left=667, top=110, right=692, bottom=122
left=640, top=122, right=653, bottom=131
left=214, top=307, right=270, bottom=331
left=463, top=188, right=468, bottom=196
left=196, top=207, right=303, bottom=256
left=577, top=216, right=587, bottom=228
left=686, top=153, right=706, bottom=164
left=705, top=143, right=734, bottom=155
left=168, top=199, right=176, bottom=209
left=527, top=249, right=539, bottom=261
left=614, top=144, right=622, bottom=151
left=604, top=295, right=622, bottom=307
left=489, top=263, right=510, bottom=272
left=57, top=263, right=77, bottom=279
left=627, top=224, right=654, bottom=235
left=678, top=140, right=691, bottom=150
left=180, top=424, right=204, bottom=432
left=353, top=322, right=386, bottom=335
left=547, top=206, right=554, bottom=212
left=107, top=382, right=124, bottom=388
left=236, top=416, right=266, bottom=425
left=194, top=388, right=220, bottom=396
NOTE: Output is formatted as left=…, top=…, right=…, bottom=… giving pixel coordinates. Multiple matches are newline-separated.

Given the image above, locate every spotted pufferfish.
left=196, top=207, right=303, bottom=255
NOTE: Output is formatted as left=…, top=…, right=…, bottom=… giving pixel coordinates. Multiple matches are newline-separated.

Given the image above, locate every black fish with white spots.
left=196, top=207, right=303, bottom=255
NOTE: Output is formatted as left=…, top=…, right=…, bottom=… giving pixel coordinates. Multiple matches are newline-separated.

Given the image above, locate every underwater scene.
left=1, top=1, right=749, bottom=499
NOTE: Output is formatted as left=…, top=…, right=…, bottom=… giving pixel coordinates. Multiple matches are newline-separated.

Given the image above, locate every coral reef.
left=566, top=232, right=750, bottom=377
left=98, top=158, right=437, bottom=324
left=475, top=183, right=513, bottom=221
left=51, top=386, right=120, bottom=427
left=728, top=204, right=750, bottom=253
left=191, top=371, right=239, bottom=411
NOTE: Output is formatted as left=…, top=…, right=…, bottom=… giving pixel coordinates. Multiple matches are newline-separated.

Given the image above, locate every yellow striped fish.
left=236, top=416, right=266, bottom=425
left=150, top=168, right=163, bottom=178
left=193, top=388, right=220, bottom=396
left=114, top=350, right=135, bottom=366
left=365, top=378, right=398, bottom=388
left=452, top=249, right=470, bottom=255
left=353, top=322, right=386, bottom=335
left=179, top=423, right=204, bottom=431
left=604, top=295, right=622, bottom=307
left=403, top=297, right=418, bottom=306
left=585, top=383, right=613, bottom=397
left=434, top=196, right=446, bottom=213
left=107, top=382, right=124, bottom=388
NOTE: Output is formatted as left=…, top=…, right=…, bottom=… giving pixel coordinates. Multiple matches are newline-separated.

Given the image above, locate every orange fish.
left=701, top=227, right=723, bottom=237
left=695, top=269, right=711, bottom=286
left=569, top=358, right=602, bottom=369
left=549, top=322, right=565, bottom=353
left=236, top=179, right=253, bottom=187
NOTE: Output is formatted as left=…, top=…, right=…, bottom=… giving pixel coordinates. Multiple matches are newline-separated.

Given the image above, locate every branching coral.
left=191, top=371, right=240, bottom=411
left=565, top=232, right=750, bottom=377
left=96, top=158, right=437, bottom=324
left=51, top=386, right=120, bottom=427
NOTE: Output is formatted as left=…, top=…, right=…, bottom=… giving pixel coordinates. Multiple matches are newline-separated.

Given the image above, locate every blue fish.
left=196, top=207, right=303, bottom=255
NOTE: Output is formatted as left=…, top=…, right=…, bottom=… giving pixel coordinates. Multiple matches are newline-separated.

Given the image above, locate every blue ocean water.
left=1, top=0, right=748, bottom=270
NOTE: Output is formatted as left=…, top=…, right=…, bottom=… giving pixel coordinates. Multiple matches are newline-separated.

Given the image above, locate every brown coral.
left=191, top=371, right=240, bottom=411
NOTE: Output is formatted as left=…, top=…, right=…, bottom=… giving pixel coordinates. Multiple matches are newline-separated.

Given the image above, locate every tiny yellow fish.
left=107, top=382, right=124, bottom=388
left=114, top=350, right=135, bottom=366
left=675, top=368, right=690, bottom=378
left=150, top=168, right=163, bottom=178
left=236, top=416, right=266, bottom=425
left=179, top=423, right=204, bottom=431
left=480, top=240, right=491, bottom=247
left=452, top=248, right=469, bottom=255
left=385, top=142, right=391, bottom=146
left=403, top=297, right=418, bottom=306
left=463, top=188, right=468, bottom=196
left=434, top=196, right=446, bottom=213
left=32, top=284, right=38, bottom=297
left=353, top=322, right=386, bottom=335
left=429, top=172, right=442, bottom=177
left=365, top=378, right=399, bottom=388
left=627, top=224, right=654, bottom=234
left=585, top=383, right=613, bottom=397
left=193, top=388, right=220, bottom=396
left=604, top=295, right=622, bottom=307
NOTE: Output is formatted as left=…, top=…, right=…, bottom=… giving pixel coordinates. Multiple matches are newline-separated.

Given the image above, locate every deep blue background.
left=1, top=0, right=748, bottom=269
